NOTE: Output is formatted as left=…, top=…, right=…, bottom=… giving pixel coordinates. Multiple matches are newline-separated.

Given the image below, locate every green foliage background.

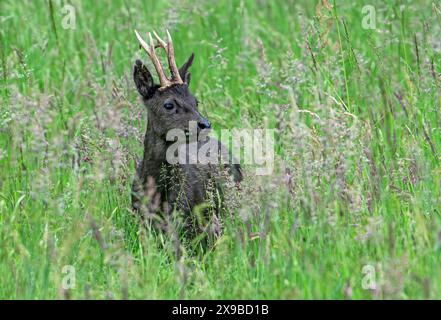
left=0, top=0, right=440, bottom=299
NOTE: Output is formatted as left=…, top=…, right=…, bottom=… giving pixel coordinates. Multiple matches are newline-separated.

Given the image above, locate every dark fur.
left=131, top=54, right=242, bottom=233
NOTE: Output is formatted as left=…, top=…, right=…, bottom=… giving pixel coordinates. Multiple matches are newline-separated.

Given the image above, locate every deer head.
left=133, top=30, right=211, bottom=138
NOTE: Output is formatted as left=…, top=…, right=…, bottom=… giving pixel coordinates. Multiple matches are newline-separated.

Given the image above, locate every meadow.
left=0, top=0, right=440, bottom=299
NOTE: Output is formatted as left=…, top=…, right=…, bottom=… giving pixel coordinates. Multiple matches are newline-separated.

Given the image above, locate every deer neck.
left=143, top=115, right=168, bottom=163
left=138, top=114, right=169, bottom=186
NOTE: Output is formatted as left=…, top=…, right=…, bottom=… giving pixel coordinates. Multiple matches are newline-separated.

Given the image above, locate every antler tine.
left=152, top=30, right=183, bottom=84
left=152, top=30, right=167, bottom=49
left=165, top=30, right=184, bottom=83
left=134, top=30, right=171, bottom=88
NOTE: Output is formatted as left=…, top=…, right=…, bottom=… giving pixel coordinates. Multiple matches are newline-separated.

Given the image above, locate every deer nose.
left=197, top=119, right=211, bottom=129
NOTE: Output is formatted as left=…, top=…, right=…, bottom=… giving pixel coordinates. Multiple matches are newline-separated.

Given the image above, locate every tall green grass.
left=0, top=0, right=440, bottom=299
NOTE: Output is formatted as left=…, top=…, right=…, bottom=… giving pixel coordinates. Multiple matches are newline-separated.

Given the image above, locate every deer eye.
left=163, top=102, right=174, bottom=110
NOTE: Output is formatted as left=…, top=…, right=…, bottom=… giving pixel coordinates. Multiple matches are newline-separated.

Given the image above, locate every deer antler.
left=134, top=29, right=183, bottom=89
left=152, top=30, right=183, bottom=84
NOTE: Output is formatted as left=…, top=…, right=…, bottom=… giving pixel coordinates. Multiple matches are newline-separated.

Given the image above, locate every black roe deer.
left=131, top=30, right=242, bottom=238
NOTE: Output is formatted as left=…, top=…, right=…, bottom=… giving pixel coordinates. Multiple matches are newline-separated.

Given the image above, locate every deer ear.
left=134, top=60, right=155, bottom=99
left=179, top=53, right=194, bottom=85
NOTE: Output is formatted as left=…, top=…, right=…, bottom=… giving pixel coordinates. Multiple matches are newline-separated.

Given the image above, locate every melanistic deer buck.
left=131, top=30, right=242, bottom=239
